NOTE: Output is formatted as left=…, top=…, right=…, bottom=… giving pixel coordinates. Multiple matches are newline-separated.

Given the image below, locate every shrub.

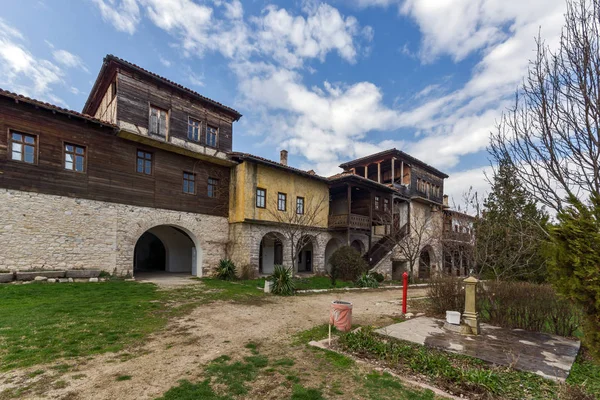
left=269, top=265, right=295, bottom=296
left=371, top=272, right=385, bottom=283
left=480, top=281, right=582, bottom=337
left=328, top=246, right=369, bottom=285
left=355, top=272, right=379, bottom=288
left=426, top=275, right=465, bottom=316
left=215, top=259, right=237, bottom=281
left=426, top=277, right=582, bottom=337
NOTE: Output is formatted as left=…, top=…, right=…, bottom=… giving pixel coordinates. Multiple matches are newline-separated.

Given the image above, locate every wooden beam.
left=364, top=164, right=368, bottom=179
left=347, top=184, right=352, bottom=245
left=377, top=162, right=381, bottom=183
left=400, top=161, right=404, bottom=185
left=391, top=158, right=395, bottom=184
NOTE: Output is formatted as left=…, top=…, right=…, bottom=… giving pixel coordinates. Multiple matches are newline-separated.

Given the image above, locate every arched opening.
left=259, top=232, right=284, bottom=275
left=134, top=232, right=166, bottom=272
left=419, top=247, right=432, bottom=279
left=134, top=225, right=199, bottom=276
left=350, top=239, right=364, bottom=254
left=297, top=235, right=315, bottom=273
left=324, top=238, right=342, bottom=273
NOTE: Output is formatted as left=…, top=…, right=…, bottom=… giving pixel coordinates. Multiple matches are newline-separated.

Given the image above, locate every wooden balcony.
left=328, top=214, right=371, bottom=230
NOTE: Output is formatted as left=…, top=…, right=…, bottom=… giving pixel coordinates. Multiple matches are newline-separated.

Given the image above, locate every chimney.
left=280, top=149, right=288, bottom=166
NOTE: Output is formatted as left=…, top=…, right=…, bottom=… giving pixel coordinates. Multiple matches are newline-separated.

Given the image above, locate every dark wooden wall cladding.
left=0, top=99, right=230, bottom=217
left=410, top=167, right=444, bottom=204
left=117, top=71, right=233, bottom=152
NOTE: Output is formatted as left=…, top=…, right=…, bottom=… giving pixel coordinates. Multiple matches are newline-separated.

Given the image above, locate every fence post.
left=402, top=271, right=408, bottom=314
left=461, top=276, right=480, bottom=335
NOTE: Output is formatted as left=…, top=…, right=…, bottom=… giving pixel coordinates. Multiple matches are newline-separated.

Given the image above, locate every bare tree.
left=442, top=209, right=475, bottom=277
left=392, top=206, right=441, bottom=279
left=266, top=194, right=328, bottom=271
left=490, top=0, right=600, bottom=214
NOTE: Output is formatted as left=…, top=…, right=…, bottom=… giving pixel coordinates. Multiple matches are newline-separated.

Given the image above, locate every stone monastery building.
left=0, top=55, right=464, bottom=280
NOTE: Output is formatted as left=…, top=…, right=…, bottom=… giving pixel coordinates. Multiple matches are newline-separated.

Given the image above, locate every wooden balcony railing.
left=328, top=214, right=371, bottom=230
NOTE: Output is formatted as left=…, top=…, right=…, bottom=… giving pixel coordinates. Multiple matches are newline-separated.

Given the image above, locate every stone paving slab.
left=375, top=317, right=580, bottom=382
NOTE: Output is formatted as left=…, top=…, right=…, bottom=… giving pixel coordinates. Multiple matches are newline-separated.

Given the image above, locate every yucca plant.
left=269, top=265, right=295, bottom=296
left=355, top=272, right=379, bottom=288
left=215, top=259, right=237, bottom=281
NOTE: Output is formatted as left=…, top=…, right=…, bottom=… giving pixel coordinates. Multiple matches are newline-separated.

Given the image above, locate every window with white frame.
left=149, top=105, right=168, bottom=137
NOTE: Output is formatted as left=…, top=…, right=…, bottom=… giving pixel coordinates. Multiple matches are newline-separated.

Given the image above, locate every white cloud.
left=252, top=4, right=366, bottom=68
left=0, top=19, right=66, bottom=106
left=92, top=0, right=140, bottom=35
left=444, top=165, right=492, bottom=211
left=52, top=49, right=89, bottom=73
left=159, top=56, right=171, bottom=67
left=186, top=67, right=204, bottom=87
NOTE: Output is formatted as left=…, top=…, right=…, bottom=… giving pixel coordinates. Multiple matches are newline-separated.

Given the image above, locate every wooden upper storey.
left=338, top=148, right=448, bottom=205
left=0, top=94, right=230, bottom=217
left=83, top=55, right=240, bottom=161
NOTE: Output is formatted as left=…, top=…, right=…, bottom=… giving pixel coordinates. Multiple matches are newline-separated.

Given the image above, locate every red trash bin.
left=330, top=300, right=353, bottom=332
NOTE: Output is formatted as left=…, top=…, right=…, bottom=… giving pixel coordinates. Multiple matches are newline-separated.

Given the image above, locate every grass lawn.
left=0, top=281, right=165, bottom=371
left=0, top=278, right=267, bottom=372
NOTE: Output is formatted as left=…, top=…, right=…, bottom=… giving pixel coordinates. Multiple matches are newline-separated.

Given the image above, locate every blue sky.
left=0, top=0, right=568, bottom=206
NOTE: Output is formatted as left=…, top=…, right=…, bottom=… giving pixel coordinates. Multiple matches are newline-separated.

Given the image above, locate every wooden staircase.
left=363, top=223, right=408, bottom=268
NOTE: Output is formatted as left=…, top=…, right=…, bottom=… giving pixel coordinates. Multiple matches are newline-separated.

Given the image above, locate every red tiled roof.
left=228, top=152, right=329, bottom=182
left=84, top=55, right=242, bottom=120
left=0, top=88, right=118, bottom=129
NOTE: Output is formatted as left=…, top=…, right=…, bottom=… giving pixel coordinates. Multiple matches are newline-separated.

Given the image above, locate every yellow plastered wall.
left=229, top=161, right=329, bottom=227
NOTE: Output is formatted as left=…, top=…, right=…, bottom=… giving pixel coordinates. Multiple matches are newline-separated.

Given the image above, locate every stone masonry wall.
left=0, top=189, right=229, bottom=276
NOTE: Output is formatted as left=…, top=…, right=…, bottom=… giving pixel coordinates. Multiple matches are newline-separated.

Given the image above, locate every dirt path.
left=1, top=288, right=428, bottom=400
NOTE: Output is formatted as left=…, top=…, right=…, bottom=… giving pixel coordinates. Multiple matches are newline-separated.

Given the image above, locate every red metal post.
left=402, top=271, right=408, bottom=314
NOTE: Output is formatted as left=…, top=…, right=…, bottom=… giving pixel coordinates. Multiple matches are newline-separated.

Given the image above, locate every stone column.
left=461, top=276, right=480, bottom=335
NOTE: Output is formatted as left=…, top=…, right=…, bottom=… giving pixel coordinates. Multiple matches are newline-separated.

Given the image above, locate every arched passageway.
left=296, top=236, right=315, bottom=273
left=418, top=247, right=432, bottom=279
left=350, top=239, right=364, bottom=254
left=134, top=225, right=199, bottom=276
left=259, top=232, right=284, bottom=275
left=324, top=238, right=342, bottom=273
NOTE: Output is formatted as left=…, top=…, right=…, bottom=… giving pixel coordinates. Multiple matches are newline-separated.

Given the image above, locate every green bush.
left=328, top=246, right=369, bottom=285
left=548, top=195, right=600, bottom=359
left=355, top=272, right=379, bottom=288
left=371, top=272, right=385, bottom=283
left=215, top=259, right=237, bottom=281
left=269, top=265, right=295, bottom=296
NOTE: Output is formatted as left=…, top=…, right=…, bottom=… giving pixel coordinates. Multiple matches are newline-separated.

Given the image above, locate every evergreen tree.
left=548, top=195, right=600, bottom=359
left=476, top=157, right=549, bottom=281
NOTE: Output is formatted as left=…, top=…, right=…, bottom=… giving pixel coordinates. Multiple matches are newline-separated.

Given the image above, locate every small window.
left=206, top=125, right=218, bottom=148
left=256, top=188, right=266, bottom=208
left=278, top=193, right=287, bottom=211
left=64, top=143, right=86, bottom=173
left=296, top=197, right=305, bottom=215
left=9, top=131, right=36, bottom=164
left=383, top=198, right=389, bottom=212
left=111, top=82, right=117, bottom=100
left=374, top=196, right=380, bottom=211
left=136, top=150, right=152, bottom=175
left=183, top=172, right=195, bottom=194
left=188, top=117, right=201, bottom=142
left=149, top=105, right=168, bottom=137
left=208, top=177, right=218, bottom=198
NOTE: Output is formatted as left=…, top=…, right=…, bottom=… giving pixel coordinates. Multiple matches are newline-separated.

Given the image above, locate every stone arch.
left=133, top=224, right=202, bottom=277
left=324, top=238, right=343, bottom=273
left=350, top=239, right=365, bottom=254
left=259, top=231, right=286, bottom=275
left=296, top=234, right=318, bottom=273
left=418, top=245, right=434, bottom=279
